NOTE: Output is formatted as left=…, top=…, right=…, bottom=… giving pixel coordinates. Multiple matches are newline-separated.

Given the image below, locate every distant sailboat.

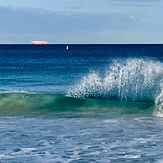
left=66, top=45, right=69, bottom=50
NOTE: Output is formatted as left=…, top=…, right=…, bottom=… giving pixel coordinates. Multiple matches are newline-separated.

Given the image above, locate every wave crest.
left=67, top=58, right=163, bottom=116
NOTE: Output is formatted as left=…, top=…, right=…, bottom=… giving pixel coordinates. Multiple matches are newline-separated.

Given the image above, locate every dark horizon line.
left=0, top=43, right=163, bottom=45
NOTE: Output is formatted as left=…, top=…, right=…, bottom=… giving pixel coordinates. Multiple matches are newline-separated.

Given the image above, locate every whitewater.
left=67, top=58, right=163, bottom=117
left=0, top=44, right=163, bottom=162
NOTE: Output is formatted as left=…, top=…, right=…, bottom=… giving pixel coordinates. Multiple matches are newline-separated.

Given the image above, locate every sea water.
left=0, top=44, right=163, bottom=162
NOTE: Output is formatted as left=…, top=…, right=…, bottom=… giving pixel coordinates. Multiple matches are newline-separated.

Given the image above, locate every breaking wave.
left=67, top=58, right=163, bottom=117
left=1, top=59, right=163, bottom=117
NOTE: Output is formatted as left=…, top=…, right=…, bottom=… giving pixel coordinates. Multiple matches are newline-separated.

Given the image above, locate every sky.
left=0, top=0, right=163, bottom=44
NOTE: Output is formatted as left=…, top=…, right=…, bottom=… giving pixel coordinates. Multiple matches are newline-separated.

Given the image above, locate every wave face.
left=0, top=91, right=154, bottom=116
left=67, top=58, right=163, bottom=117
left=0, top=92, right=84, bottom=116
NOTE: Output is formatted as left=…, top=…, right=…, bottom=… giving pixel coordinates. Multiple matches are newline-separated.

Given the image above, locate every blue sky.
left=0, top=0, right=163, bottom=44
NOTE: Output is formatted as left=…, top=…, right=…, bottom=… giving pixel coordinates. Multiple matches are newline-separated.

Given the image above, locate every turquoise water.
left=0, top=44, right=163, bottom=162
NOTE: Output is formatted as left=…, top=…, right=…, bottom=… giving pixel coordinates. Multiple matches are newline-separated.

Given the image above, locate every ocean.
left=0, top=44, right=163, bottom=162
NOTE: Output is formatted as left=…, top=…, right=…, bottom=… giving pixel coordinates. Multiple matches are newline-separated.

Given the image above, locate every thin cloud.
left=113, top=0, right=163, bottom=8
left=0, top=6, right=137, bottom=34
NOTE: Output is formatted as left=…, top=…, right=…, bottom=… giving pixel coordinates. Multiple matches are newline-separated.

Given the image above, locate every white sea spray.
left=67, top=58, right=163, bottom=116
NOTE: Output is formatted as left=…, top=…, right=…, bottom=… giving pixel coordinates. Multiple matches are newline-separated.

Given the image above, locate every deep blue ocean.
left=0, top=44, right=163, bottom=162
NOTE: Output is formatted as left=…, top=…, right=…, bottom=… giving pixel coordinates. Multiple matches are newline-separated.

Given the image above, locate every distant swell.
left=67, top=58, right=163, bottom=117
